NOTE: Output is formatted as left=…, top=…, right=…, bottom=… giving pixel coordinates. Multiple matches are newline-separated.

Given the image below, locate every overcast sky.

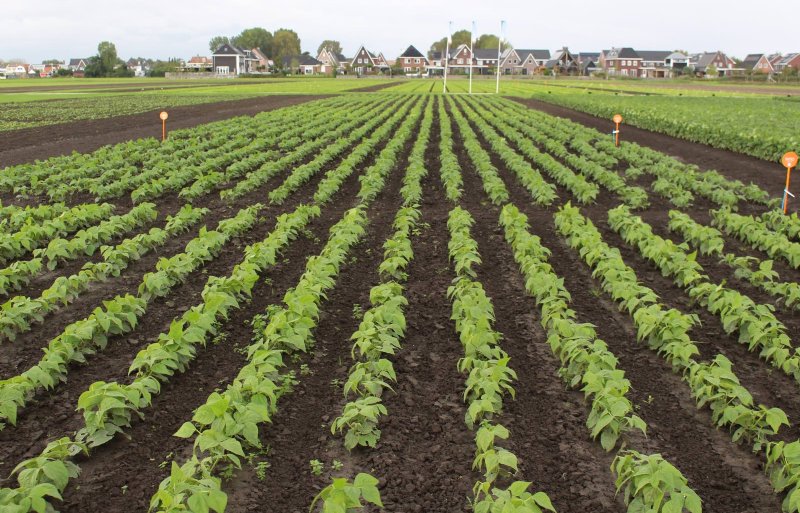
left=2, top=0, right=796, bottom=63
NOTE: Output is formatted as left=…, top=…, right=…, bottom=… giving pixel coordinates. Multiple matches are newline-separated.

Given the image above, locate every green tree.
left=149, top=60, right=179, bottom=77
left=85, top=41, right=132, bottom=77
left=317, top=40, right=343, bottom=56
left=273, top=28, right=301, bottom=65
left=474, top=34, right=511, bottom=51
left=232, top=27, right=273, bottom=55
left=429, top=29, right=471, bottom=55
left=98, top=41, right=119, bottom=72
left=209, top=35, right=231, bottom=53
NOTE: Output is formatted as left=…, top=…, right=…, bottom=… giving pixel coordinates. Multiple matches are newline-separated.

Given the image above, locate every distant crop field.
left=0, top=78, right=393, bottom=130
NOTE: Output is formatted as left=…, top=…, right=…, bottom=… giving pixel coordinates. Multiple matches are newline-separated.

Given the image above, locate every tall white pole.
left=469, top=21, right=476, bottom=94
left=443, top=21, right=452, bottom=94
left=495, top=20, right=505, bottom=94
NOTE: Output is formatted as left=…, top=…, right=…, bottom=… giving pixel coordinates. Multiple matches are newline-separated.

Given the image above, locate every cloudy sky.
left=2, top=0, right=795, bottom=63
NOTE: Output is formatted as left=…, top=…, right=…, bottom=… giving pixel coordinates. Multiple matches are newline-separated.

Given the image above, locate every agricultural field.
left=0, top=78, right=392, bottom=131
left=0, top=89, right=799, bottom=513
left=493, top=79, right=800, bottom=162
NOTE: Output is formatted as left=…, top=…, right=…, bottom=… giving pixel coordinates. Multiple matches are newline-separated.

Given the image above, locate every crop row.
left=554, top=204, right=800, bottom=512
left=668, top=210, right=800, bottom=311
left=0, top=204, right=253, bottom=429
left=447, top=206, right=556, bottom=512
left=0, top=203, right=163, bottom=341
left=332, top=97, right=431, bottom=450
left=499, top=203, right=700, bottom=513
left=0, top=203, right=115, bottom=264
left=607, top=205, right=800, bottom=384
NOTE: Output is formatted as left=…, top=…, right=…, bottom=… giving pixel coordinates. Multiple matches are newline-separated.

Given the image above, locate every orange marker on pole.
left=160, top=111, right=169, bottom=142
left=781, top=151, right=798, bottom=214
left=613, top=114, right=623, bottom=147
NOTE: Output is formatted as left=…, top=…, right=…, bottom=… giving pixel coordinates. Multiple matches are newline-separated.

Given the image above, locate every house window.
left=458, top=58, right=463, bottom=64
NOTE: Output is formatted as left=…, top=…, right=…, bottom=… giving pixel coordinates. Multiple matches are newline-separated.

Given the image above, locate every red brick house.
left=775, top=53, right=800, bottom=73
left=600, top=47, right=642, bottom=77
left=690, top=51, right=742, bottom=77
left=317, top=47, right=347, bottom=74
left=449, top=44, right=473, bottom=73
left=742, top=53, right=774, bottom=74
left=397, top=45, right=428, bottom=73
left=350, top=45, right=389, bottom=75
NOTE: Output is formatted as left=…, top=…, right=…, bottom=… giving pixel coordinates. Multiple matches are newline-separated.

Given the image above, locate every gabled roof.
left=474, top=49, right=499, bottom=60
left=213, top=43, right=251, bottom=56
left=283, top=54, right=322, bottom=67
left=606, top=47, right=640, bottom=59
left=68, top=58, right=88, bottom=66
left=666, top=52, right=689, bottom=60
left=516, top=49, right=551, bottom=61
left=778, top=53, right=800, bottom=65
left=741, top=53, right=764, bottom=70
left=399, top=45, right=424, bottom=58
left=350, top=45, right=376, bottom=66
left=693, top=51, right=731, bottom=69
left=637, top=50, right=671, bottom=62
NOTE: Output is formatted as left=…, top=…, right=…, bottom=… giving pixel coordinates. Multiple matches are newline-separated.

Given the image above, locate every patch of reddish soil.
left=0, top=95, right=327, bottom=168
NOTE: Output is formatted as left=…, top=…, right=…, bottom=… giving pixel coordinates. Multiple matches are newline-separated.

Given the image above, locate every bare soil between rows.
left=0, top=94, right=328, bottom=168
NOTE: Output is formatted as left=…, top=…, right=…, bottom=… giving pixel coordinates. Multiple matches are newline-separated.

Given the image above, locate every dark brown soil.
left=512, top=97, right=784, bottom=196
left=0, top=95, right=326, bottom=168
left=349, top=81, right=399, bottom=93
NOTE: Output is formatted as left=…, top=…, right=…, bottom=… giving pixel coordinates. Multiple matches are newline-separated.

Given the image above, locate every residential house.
left=636, top=51, right=688, bottom=78
left=741, top=53, right=775, bottom=74
left=576, top=52, right=600, bottom=76
left=600, top=47, right=642, bottom=77
left=500, top=49, right=550, bottom=75
left=4, top=64, right=29, bottom=77
left=545, top=47, right=579, bottom=74
left=212, top=43, right=258, bottom=76
left=68, top=58, right=89, bottom=77
left=665, top=52, right=690, bottom=74
left=126, top=59, right=148, bottom=77
left=349, top=45, right=390, bottom=75
left=689, top=51, right=742, bottom=77
left=251, top=48, right=272, bottom=71
left=282, top=54, right=322, bottom=75
left=397, top=45, right=428, bottom=74
left=427, top=51, right=446, bottom=76
left=317, top=47, right=347, bottom=74
left=449, top=44, right=473, bottom=73
left=775, top=53, right=800, bottom=73
left=473, top=49, right=500, bottom=74
left=768, top=53, right=784, bottom=69
left=183, top=56, right=213, bottom=72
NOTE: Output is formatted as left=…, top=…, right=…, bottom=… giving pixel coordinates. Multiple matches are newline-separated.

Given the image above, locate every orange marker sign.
left=782, top=151, right=798, bottom=214
left=612, top=114, right=623, bottom=147
left=160, top=111, right=169, bottom=142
